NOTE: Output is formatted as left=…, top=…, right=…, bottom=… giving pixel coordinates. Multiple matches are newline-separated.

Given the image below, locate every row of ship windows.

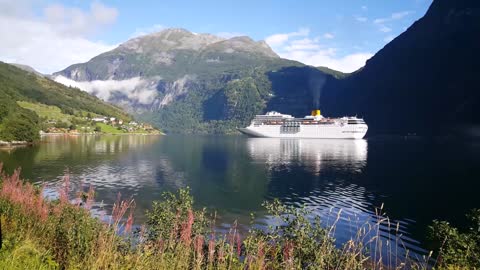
left=253, top=121, right=334, bottom=125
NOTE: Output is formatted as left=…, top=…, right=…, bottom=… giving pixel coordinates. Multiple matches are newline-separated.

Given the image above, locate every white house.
left=92, top=117, right=107, bottom=123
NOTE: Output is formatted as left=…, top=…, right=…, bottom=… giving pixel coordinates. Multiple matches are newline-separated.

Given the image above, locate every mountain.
left=9, top=63, right=44, bottom=77
left=54, top=28, right=333, bottom=133
left=56, top=28, right=281, bottom=82
left=0, top=62, right=131, bottom=142
left=321, top=0, right=480, bottom=136
left=316, top=66, right=348, bottom=79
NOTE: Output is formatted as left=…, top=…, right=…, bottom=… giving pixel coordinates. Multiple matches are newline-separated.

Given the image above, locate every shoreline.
left=1, top=133, right=164, bottom=149
left=0, top=140, right=32, bottom=148
left=41, top=132, right=164, bottom=136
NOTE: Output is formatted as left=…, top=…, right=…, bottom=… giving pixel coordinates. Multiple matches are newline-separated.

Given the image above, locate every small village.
left=43, top=116, right=159, bottom=135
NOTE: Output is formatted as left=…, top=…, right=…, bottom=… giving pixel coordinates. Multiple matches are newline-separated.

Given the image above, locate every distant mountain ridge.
left=54, top=28, right=332, bottom=133
left=321, top=0, right=480, bottom=136
left=9, top=63, right=44, bottom=77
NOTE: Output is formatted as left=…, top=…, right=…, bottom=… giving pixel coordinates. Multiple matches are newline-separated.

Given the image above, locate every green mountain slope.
left=54, top=28, right=335, bottom=134
left=0, top=62, right=131, bottom=142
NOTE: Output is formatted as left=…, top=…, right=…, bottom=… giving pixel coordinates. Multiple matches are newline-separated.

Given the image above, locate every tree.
left=0, top=110, right=40, bottom=142
left=54, top=121, right=69, bottom=129
left=94, top=126, right=101, bottom=132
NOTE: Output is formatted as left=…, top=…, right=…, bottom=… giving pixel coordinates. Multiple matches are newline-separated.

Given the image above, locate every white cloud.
left=281, top=50, right=373, bottom=73
left=265, top=28, right=309, bottom=47
left=361, top=6, right=368, bottom=11
left=379, top=25, right=392, bottom=33
left=54, top=75, right=158, bottom=105
left=43, top=1, right=117, bottom=37
left=266, top=28, right=373, bottom=73
left=355, top=16, right=368, bottom=22
left=91, top=1, right=118, bottom=25
left=0, top=1, right=118, bottom=74
left=374, top=11, right=413, bottom=24
left=284, top=38, right=321, bottom=51
left=323, top=33, right=335, bottom=39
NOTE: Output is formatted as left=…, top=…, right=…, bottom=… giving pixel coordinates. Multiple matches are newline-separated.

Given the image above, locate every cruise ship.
left=238, top=110, right=368, bottom=139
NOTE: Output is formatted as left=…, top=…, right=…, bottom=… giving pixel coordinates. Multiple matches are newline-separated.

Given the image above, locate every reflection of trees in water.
left=153, top=136, right=269, bottom=213
left=0, top=135, right=160, bottom=186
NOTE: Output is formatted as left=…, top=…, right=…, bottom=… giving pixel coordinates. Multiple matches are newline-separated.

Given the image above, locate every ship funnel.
left=311, top=109, right=321, bottom=116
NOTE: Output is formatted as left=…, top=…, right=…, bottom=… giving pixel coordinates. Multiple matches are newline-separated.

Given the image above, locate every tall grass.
left=0, top=164, right=471, bottom=269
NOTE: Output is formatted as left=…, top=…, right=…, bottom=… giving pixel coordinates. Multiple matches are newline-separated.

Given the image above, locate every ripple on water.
left=6, top=135, right=452, bottom=261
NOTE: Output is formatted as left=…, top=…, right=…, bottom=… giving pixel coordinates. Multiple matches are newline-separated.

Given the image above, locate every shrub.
left=0, top=111, right=40, bottom=142
left=3, top=165, right=471, bottom=269
left=428, top=209, right=480, bottom=268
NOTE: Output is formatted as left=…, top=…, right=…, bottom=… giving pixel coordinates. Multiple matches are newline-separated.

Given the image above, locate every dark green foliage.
left=50, top=206, right=102, bottom=268
left=0, top=61, right=131, bottom=141
left=428, top=209, right=480, bottom=268
left=0, top=105, right=40, bottom=142
left=0, top=62, right=130, bottom=121
left=244, top=199, right=341, bottom=269
left=54, top=121, right=69, bottom=129
left=60, top=107, right=75, bottom=116
left=145, top=187, right=209, bottom=242
left=0, top=97, right=11, bottom=122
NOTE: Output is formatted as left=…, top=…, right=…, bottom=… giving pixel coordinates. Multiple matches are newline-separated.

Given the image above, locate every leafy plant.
left=428, top=209, right=480, bottom=268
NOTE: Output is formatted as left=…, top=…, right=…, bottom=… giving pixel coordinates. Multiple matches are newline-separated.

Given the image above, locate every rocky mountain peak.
left=116, top=28, right=278, bottom=58
left=119, top=28, right=225, bottom=53
left=206, top=36, right=279, bottom=58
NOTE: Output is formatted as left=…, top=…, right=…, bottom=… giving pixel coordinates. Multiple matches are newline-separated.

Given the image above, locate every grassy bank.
left=0, top=165, right=477, bottom=269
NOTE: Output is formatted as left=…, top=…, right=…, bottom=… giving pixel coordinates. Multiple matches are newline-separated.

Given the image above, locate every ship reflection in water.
left=245, top=138, right=425, bottom=256
left=1, top=135, right=429, bottom=258
left=246, top=138, right=367, bottom=175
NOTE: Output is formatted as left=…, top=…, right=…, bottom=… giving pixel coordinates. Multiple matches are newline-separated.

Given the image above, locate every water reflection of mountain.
left=0, top=135, right=159, bottom=181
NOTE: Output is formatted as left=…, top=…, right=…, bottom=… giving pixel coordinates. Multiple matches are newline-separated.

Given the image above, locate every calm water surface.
left=1, top=134, right=480, bottom=257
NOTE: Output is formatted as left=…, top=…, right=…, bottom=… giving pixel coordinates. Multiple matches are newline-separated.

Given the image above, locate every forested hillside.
left=0, top=62, right=131, bottom=142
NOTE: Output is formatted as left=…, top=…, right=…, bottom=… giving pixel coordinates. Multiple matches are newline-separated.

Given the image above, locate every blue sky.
left=0, top=0, right=432, bottom=73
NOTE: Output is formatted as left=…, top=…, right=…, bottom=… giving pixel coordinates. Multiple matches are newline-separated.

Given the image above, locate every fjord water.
left=1, top=135, right=480, bottom=256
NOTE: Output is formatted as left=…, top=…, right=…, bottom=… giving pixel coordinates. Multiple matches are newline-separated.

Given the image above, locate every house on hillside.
left=92, top=117, right=107, bottom=123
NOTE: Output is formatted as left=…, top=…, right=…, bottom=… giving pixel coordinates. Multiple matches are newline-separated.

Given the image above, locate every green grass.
left=95, top=123, right=125, bottom=134
left=0, top=62, right=133, bottom=142
left=17, top=101, right=72, bottom=122
left=0, top=238, right=57, bottom=269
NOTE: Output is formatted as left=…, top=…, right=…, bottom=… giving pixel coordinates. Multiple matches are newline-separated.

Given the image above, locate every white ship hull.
left=239, top=124, right=368, bottom=139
